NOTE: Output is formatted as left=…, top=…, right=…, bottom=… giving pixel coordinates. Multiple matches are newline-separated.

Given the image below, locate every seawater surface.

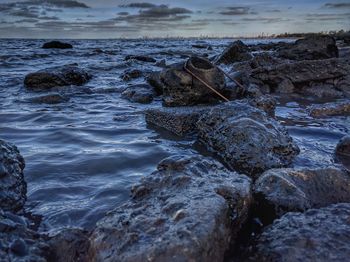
left=0, top=39, right=349, bottom=233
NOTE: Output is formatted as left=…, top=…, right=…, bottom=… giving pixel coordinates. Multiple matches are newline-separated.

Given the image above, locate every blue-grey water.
left=0, top=39, right=349, bottom=233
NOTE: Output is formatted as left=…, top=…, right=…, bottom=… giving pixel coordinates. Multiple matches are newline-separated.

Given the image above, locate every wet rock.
left=42, top=41, right=73, bottom=49
left=125, top=55, right=156, bottom=63
left=336, top=135, right=350, bottom=157
left=247, top=95, right=276, bottom=117
left=249, top=41, right=293, bottom=52
left=160, top=56, right=226, bottom=106
left=254, top=203, right=350, bottom=262
left=216, top=40, right=253, bottom=64
left=145, top=106, right=211, bottom=136
left=28, top=94, right=70, bottom=104
left=146, top=71, right=164, bottom=95
left=0, top=210, right=50, bottom=261
left=275, top=78, right=295, bottom=94
left=121, top=69, right=143, bottom=81
left=250, top=53, right=284, bottom=69
left=254, top=168, right=350, bottom=221
left=89, top=155, right=252, bottom=262
left=121, top=84, right=156, bottom=104
left=155, top=59, right=167, bottom=68
left=24, top=65, right=91, bottom=91
left=196, top=101, right=299, bottom=177
left=0, top=139, right=26, bottom=213
left=309, top=101, right=350, bottom=118
left=278, top=35, right=338, bottom=60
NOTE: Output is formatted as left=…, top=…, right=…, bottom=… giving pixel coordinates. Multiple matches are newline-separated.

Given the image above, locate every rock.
left=145, top=106, right=211, bottom=136
left=254, top=203, right=350, bottom=262
left=24, top=65, right=91, bottom=91
left=254, top=168, right=350, bottom=222
left=121, top=84, right=156, bottom=104
left=216, top=40, right=253, bottom=64
left=28, top=94, right=69, bottom=104
left=196, top=102, right=299, bottom=177
left=0, top=210, right=50, bottom=261
left=250, top=53, right=283, bottom=69
left=146, top=71, right=164, bottom=95
left=160, top=56, right=226, bottom=106
left=155, top=59, right=166, bottom=68
left=121, top=69, right=143, bottom=81
left=0, top=139, right=26, bottom=213
left=42, top=41, right=73, bottom=49
left=89, top=155, right=252, bottom=262
left=247, top=95, right=276, bottom=117
left=309, top=101, right=350, bottom=118
left=336, top=135, right=350, bottom=156
left=125, top=55, right=156, bottom=63
left=278, top=35, right=339, bottom=60
left=275, top=78, right=295, bottom=94
left=249, top=41, right=293, bottom=52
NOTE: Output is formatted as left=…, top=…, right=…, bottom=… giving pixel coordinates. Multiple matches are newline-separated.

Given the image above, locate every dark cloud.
left=119, top=3, right=157, bottom=9
left=241, top=17, right=290, bottom=23
left=324, top=3, right=350, bottom=8
left=305, top=12, right=350, bottom=21
left=117, top=12, right=129, bottom=16
left=219, top=6, right=253, bottom=15
left=25, top=0, right=89, bottom=8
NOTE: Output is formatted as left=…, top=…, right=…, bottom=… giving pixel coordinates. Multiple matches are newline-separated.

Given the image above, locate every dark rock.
left=0, top=139, right=26, bottom=212
left=146, top=71, right=164, bottom=95
left=28, top=94, right=69, bottom=104
left=336, top=135, right=350, bottom=157
left=42, top=41, right=73, bottom=49
left=24, top=65, right=91, bottom=91
left=89, top=155, right=252, bottom=262
left=278, top=35, right=339, bottom=60
left=247, top=95, right=276, bottom=117
left=121, top=69, right=143, bottom=81
left=254, top=168, right=350, bottom=221
left=216, top=40, right=253, bottom=64
left=309, top=101, right=350, bottom=118
left=125, top=55, right=156, bottom=63
left=192, top=44, right=209, bottom=49
left=196, top=102, right=299, bottom=177
left=254, top=203, right=350, bottom=262
left=121, top=84, right=156, bottom=104
left=249, top=41, right=293, bottom=52
left=155, top=59, right=167, bottom=68
left=160, top=56, right=226, bottom=106
left=250, top=53, right=284, bottom=69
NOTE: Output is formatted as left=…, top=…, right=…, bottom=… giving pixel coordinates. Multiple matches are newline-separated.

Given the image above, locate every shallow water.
left=0, top=38, right=349, bottom=233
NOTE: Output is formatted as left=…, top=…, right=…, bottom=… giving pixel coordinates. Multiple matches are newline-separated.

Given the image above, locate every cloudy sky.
left=0, top=0, right=349, bottom=38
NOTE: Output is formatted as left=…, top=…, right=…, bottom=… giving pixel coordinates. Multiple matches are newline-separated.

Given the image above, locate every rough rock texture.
left=278, top=35, right=339, bottom=60
left=196, top=102, right=299, bottom=177
left=309, top=101, right=350, bottom=118
left=121, top=69, right=143, bottom=81
left=145, top=106, right=211, bottom=136
left=125, top=55, right=156, bottom=63
left=0, top=139, right=26, bottom=212
left=42, top=41, right=73, bottom=49
left=247, top=95, right=276, bottom=117
left=336, top=135, right=350, bottom=156
left=0, top=210, right=50, bottom=262
left=89, top=155, right=252, bottom=262
left=254, top=203, right=350, bottom=262
left=216, top=40, right=253, bottom=64
left=24, top=65, right=91, bottom=90
left=254, top=168, right=350, bottom=219
left=121, top=84, right=156, bottom=104
left=160, top=57, right=226, bottom=106
left=28, top=94, right=70, bottom=104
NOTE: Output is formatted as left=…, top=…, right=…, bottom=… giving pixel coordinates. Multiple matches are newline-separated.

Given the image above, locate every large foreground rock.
left=197, top=102, right=299, bottom=177
left=89, top=155, right=252, bottom=262
left=0, top=139, right=26, bottom=212
left=42, top=41, right=73, bottom=49
left=254, top=168, right=350, bottom=220
left=254, top=203, right=350, bottom=262
left=216, top=40, right=252, bottom=64
left=24, top=65, right=91, bottom=91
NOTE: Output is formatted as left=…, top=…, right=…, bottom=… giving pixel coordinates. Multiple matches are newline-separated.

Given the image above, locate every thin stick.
left=217, top=67, right=245, bottom=90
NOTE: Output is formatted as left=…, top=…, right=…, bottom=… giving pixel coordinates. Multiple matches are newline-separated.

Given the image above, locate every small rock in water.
left=309, top=101, right=350, bottom=118
left=121, top=84, right=155, bottom=104
left=125, top=55, right=156, bottom=63
left=216, top=40, right=253, bottom=64
left=121, top=69, right=143, bottom=81
left=336, top=135, right=350, bottom=157
left=42, top=41, right=73, bottom=49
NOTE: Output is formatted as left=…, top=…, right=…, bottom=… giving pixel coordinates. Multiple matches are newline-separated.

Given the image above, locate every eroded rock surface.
left=121, top=84, right=156, bottom=104
left=89, top=155, right=252, bottom=262
left=309, top=100, right=350, bottom=118
left=216, top=40, right=252, bottom=64
left=336, top=135, right=350, bottom=156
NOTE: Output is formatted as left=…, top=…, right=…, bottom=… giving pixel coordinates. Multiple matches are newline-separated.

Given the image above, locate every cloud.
left=219, top=6, right=254, bottom=15
left=305, top=12, right=350, bottom=21
left=25, top=0, right=89, bottom=8
left=119, top=3, right=157, bottom=9
left=324, top=3, right=350, bottom=8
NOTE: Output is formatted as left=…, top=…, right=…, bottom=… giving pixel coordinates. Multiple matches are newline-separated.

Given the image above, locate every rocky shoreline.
left=2, top=36, right=350, bottom=261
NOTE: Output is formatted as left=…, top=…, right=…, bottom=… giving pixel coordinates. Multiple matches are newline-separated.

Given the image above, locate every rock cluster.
left=42, top=41, right=73, bottom=49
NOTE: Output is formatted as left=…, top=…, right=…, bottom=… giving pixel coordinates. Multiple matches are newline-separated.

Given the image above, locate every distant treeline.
left=274, top=30, right=350, bottom=40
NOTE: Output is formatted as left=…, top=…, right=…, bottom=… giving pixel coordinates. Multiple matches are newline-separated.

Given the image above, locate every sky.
left=0, top=0, right=349, bottom=38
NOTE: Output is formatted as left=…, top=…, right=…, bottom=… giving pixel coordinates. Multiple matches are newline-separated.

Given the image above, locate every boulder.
left=254, top=203, right=350, bottom=262
left=0, top=139, right=26, bottom=213
left=309, top=101, right=350, bottom=118
left=125, top=55, right=156, bottom=63
left=89, top=155, right=252, bottom=262
left=196, top=102, right=299, bottom=177
left=254, top=168, right=350, bottom=221
left=160, top=56, right=226, bottom=106
left=216, top=40, right=253, bottom=64
left=121, top=69, right=143, bottom=81
left=24, top=65, right=91, bottom=91
left=42, top=41, right=73, bottom=49
left=121, top=84, right=156, bottom=104
left=336, top=135, right=350, bottom=157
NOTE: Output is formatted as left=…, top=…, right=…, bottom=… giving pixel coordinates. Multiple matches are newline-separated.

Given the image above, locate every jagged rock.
left=254, top=168, right=350, bottom=221
left=160, top=56, right=226, bottom=106
left=309, top=101, right=350, bottom=117
left=24, top=65, right=91, bottom=91
left=0, top=210, right=50, bottom=261
left=248, top=42, right=293, bottom=52
left=121, top=84, right=156, bottom=104
left=125, top=55, right=156, bottom=63
left=89, top=155, right=252, bottom=262
left=0, top=139, right=26, bottom=213
left=336, top=135, right=350, bottom=156
left=121, top=69, right=143, bottom=81
left=28, top=94, right=69, bottom=104
left=146, top=71, right=164, bottom=95
left=247, top=95, right=276, bottom=117
left=278, top=35, right=338, bottom=60
left=196, top=102, right=299, bottom=177
left=216, top=40, right=253, bottom=64
left=42, top=41, right=73, bottom=49
left=254, top=203, right=350, bottom=262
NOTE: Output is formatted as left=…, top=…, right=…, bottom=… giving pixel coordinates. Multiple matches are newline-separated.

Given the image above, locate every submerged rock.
left=216, top=40, right=253, bottom=64
left=24, top=65, right=91, bottom=91
left=121, top=69, right=143, bottom=81
left=121, top=84, right=156, bottom=104
left=0, top=139, right=26, bottom=213
left=28, top=94, right=70, bottom=104
left=42, top=41, right=73, bottom=49
left=254, top=203, right=350, bottom=262
left=309, top=101, right=350, bottom=118
left=336, top=135, right=350, bottom=157
left=254, top=168, right=350, bottom=220
left=196, top=102, right=299, bottom=177
left=89, top=155, right=252, bottom=262
left=125, top=55, right=156, bottom=63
